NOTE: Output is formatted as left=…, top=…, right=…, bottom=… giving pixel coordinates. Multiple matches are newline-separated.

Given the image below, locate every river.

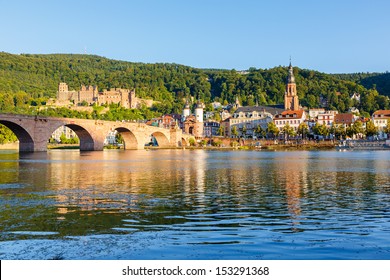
left=0, top=149, right=389, bottom=259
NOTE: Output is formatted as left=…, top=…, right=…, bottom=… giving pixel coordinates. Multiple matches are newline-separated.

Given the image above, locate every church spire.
left=284, top=59, right=299, bottom=111
left=287, top=59, right=295, bottom=84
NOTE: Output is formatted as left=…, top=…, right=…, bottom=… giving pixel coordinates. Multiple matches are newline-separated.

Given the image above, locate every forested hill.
left=0, top=52, right=389, bottom=116
left=332, top=72, right=390, bottom=97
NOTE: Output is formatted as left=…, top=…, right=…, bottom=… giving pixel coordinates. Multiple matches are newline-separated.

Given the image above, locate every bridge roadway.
left=0, top=113, right=191, bottom=152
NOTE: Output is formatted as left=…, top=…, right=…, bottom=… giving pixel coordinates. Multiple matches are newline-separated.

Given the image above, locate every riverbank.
left=0, top=143, right=18, bottom=149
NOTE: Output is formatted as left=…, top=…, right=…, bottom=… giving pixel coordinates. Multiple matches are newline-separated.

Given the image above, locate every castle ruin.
left=56, top=83, right=153, bottom=109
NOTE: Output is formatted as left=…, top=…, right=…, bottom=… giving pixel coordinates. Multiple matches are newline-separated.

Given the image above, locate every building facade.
left=182, top=101, right=204, bottom=138
left=334, top=113, right=355, bottom=126
left=317, top=111, right=338, bottom=127
left=274, top=110, right=306, bottom=132
left=51, top=125, right=77, bottom=143
left=228, top=106, right=276, bottom=138
left=204, top=121, right=221, bottom=137
left=372, top=110, right=390, bottom=138
left=274, top=60, right=306, bottom=133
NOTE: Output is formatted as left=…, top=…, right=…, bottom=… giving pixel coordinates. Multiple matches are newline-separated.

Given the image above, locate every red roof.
left=373, top=110, right=390, bottom=118
left=274, top=110, right=305, bottom=119
left=334, top=113, right=354, bottom=124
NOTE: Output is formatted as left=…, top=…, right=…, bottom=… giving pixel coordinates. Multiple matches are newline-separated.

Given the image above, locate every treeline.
left=0, top=52, right=390, bottom=118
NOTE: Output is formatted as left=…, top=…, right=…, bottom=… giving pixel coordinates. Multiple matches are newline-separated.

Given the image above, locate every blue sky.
left=1, top=0, right=389, bottom=73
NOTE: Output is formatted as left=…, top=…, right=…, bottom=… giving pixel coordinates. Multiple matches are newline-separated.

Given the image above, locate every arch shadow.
left=115, top=127, right=139, bottom=149
left=65, top=124, right=95, bottom=151
left=0, top=120, right=34, bottom=152
left=151, top=131, right=170, bottom=148
left=181, top=138, right=188, bottom=147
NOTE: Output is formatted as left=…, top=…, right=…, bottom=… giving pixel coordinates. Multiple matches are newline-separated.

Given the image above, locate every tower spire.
left=284, top=59, right=299, bottom=111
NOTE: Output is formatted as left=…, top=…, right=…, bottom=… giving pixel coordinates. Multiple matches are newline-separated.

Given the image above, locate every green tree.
left=297, top=122, right=309, bottom=139
left=383, top=119, right=390, bottom=136
left=352, top=120, right=364, bottom=139
left=267, top=122, right=279, bottom=139
left=189, top=138, right=196, bottom=146
left=59, top=133, right=67, bottom=144
left=231, top=126, right=239, bottom=138
left=282, top=123, right=295, bottom=140
left=116, top=132, right=124, bottom=144
left=0, top=124, right=18, bottom=144
left=242, top=125, right=247, bottom=137
left=365, top=120, right=378, bottom=137
left=330, top=123, right=346, bottom=140
left=312, top=123, right=329, bottom=138
left=255, top=125, right=266, bottom=139
left=217, top=126, right=224, bottom=136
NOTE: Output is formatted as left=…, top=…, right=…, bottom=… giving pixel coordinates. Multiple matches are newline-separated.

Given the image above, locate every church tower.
left=284, top=61, right=299, bottom=111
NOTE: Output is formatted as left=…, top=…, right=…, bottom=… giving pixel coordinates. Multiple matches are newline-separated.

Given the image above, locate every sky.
left=0, top=0, right=389, bottom=73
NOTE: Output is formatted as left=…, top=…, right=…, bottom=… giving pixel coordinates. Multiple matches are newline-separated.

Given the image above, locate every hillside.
left=332, top=72, right=390, bottom=97
left=0, top=52, right=389, bottom=117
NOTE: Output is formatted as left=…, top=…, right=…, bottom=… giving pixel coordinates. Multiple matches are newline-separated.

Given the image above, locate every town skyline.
left=1, top=0, right=390, bottom=73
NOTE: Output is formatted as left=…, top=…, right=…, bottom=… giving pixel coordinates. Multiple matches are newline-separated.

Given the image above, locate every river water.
left=0, top=149, right=389, bottom=260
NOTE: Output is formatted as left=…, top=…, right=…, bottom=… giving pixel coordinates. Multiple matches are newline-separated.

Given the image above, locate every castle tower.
left=129, top=90, right=136, bottom=109
left=57, top=82, right=69, bottom=101
left=284, top=61, right=299, bottom=111
left=195, top=100, right=204, bottom=123
left=58, top=82, right=68, bottom=93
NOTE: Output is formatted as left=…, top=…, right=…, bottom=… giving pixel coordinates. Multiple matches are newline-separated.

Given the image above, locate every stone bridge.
left=0, top=113, right=194, bottom=152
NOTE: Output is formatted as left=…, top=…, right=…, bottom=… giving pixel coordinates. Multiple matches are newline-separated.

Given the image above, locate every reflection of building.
left=182, top=100, right=204, bottom=137
left=56, top=83, right=153, bottom=109
left=276, top=152, right=309, bottom=226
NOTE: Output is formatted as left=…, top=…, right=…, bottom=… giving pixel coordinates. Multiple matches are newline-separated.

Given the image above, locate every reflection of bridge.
left=0, top=113, right=192, bottom=152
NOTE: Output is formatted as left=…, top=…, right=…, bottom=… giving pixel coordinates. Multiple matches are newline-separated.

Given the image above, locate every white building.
left=51, top=126, right=77, bottom=142
left=228, top=106, right=278, bottom=138
left=274, top=110, right=307, bottom=132
left=317, top=110, right=338, bottom=127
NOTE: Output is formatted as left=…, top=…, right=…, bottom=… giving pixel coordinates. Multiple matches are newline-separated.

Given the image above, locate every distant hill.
left=332, top=72, right=390, bottom=97
left=0, top=52, right=389, bottom=115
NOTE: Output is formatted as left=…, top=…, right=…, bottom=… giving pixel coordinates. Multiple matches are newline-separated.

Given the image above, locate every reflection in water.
left=0, top=149, right=390, bottom=259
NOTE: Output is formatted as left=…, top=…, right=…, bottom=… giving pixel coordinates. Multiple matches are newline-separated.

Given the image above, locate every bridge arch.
left=151, top=131, right=170, bottom=148
left=115, top=127, right=139, bottom=149
left=0, top=120, right=34, bottom=152
left=181, top=137, right=188, bottom=147
left=65, top=124, right=95, bottom=151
